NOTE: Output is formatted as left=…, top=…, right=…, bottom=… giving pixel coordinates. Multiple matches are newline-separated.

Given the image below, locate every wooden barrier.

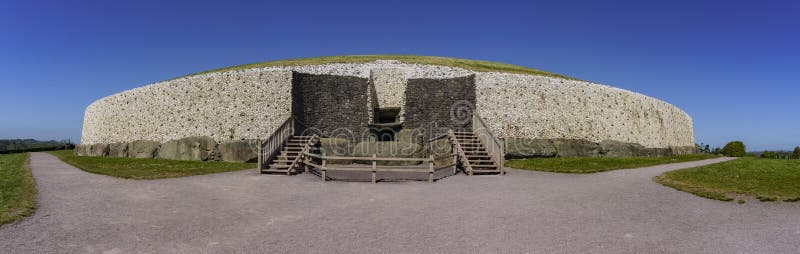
left=303, top=152, right=455, bottom=183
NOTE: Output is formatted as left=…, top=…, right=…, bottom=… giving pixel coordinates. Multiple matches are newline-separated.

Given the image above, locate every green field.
left=0, top=153, right=36, bottom=225
left=655, top=157, right=800, bottom=202
left=176, top=55, right=579, bottom=81
left=48, top=150, right=256, bottom=180
left=506, top=154, right=720, bottom=174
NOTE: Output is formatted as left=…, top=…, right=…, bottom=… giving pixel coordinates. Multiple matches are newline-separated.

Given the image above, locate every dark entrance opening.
left=374, top=108, right=400, bottom=124
left=370, top=107, right=402, bottom=141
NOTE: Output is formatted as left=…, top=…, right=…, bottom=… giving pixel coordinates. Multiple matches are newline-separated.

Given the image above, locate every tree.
left=793, top=146, right=800, bottom=159
left=721, top=141, right=746, bottom=157
left=704, top=144, right=710, bottom=154
left=761, top=151, right=777, bottom=159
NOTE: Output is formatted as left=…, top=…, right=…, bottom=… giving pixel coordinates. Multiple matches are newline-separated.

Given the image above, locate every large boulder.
left=599, top=140, right=637, bottom=157
left=352, top=141, right=425, bottom=166
left=319, top=138, right=352, bottom=164
left=128, top=140, right=161, bottom=159
left=157, top=136, right=220, bottom=161
left=88, top=143, right=109, bottom=157
left=74, top=144, right=89, bottom=156
left=396, top=128, right=424, bottom=145
left=505, top=138, right=557, bottom=158
left=426, top=138, right=454, bottom=166
left=670, top=146, right=697, bottom=156
left=645, top=148, right=672, bottom=157
left=630, top=143, right=649, bottom=157
left=552, top=139, right=601, bottom=157
left=108, top=142, right=128, bottom=157
left=218, top=140, right=259, bottom=163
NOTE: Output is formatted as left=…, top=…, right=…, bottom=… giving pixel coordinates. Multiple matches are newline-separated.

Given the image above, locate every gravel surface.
left=2, top=153, right=799, bottom=253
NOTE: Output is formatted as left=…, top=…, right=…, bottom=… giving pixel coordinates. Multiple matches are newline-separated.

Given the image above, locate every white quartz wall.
left=475, top=73, right=694, bottom=148
left=81, top=61, right=695, bottom=149
left=81, top=70, right=293, bottom=144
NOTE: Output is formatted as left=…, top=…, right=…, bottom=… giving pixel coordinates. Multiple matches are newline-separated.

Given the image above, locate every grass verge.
left=48, top=150, right=256, bottom=180
left=0, top=153, right=36, bottom=225
left=177, top=55, right=579, bottom=81
left=654, top=157, right=800, bottom=202
left=506, top=154, right=719, bottom=174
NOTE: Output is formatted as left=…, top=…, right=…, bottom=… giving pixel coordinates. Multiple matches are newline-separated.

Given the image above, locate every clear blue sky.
left=1, top=0, right=798, bottom=151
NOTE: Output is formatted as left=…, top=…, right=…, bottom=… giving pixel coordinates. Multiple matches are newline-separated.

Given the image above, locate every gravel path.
left=1, top=153, right=799, bottom=253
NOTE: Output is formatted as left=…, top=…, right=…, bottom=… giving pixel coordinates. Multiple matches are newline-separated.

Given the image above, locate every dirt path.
left=1, top=153, right=798, bottom=253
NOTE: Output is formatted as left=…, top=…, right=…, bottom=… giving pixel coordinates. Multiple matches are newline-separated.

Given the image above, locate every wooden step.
left=472, top=164, right=498, bottom=168
left=472, top=169, right=501, bottom=173
left=468, top=160, right=495, bottom=163
left=268, top=164, right=293, bottom=169
left=262, top=168, right=290, bottom=173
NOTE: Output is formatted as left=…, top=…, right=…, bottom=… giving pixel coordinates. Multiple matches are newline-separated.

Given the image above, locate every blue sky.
left=1, top=0, right=798, bottom=151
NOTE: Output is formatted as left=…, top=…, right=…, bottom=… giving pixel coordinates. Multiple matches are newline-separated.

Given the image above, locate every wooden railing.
left=472, top=114, right=505, bottom=174
left=258, top=116, right=295, bottom=171
left=302, top=152, right=456, bottom=183
left=285, top=134, right=318, bottom=175
left=448, top=129, right=474, bottom=175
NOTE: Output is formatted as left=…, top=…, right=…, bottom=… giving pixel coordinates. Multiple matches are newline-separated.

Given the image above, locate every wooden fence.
left=302, top=152, right=457, bottom=183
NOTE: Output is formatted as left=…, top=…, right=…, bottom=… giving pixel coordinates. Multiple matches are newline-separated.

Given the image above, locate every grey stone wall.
left=291, top=72, right=370, bottom=139
left=404, top=75, right=476, bottom=134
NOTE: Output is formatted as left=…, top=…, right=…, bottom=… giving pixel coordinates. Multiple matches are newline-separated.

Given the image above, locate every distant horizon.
left=2, top=0, right=799, bottom=150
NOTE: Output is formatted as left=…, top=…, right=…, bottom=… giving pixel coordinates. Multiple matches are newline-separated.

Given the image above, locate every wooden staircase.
left=450, top=131, right=502, bottom=175
left=260, top=135, right=319, bottom=175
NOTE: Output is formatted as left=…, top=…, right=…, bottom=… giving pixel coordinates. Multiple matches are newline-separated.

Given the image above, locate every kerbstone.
left=157, top=136, right=219, bottom=161
left=128, top=140, right=161, bottom=159
left=88, top=143, right=109, bottom=157
left=552, top=139, right=601, bottom=157
left=505, top=138, right=557, bottom=158
left=218, top=140, right=259, bottom=163
left=108, top=142, right=128, bottom=157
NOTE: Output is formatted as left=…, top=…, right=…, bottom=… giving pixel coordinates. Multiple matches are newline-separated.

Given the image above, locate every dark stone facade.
left=404, top=75, right=476, bottom=135
left=291, top=72, right=370, bottom=140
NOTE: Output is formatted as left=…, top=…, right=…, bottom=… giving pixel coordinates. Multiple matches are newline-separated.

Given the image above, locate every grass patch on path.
left=48, top=150, right=256, bottom=180
left=506, top=154, right=720, bottom=174
left=654, top=158, right=800, bottom=202
left=0, top=153, right=36, bottom=225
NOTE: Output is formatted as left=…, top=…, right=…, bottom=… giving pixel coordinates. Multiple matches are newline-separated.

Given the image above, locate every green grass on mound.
left=179, top=55, right=578, bottom=81
left=48, top=150, right=256, bottom=180
left=506, top=154, right=720, bottom=174
left=654, top=157, right=800, bottom=202
left=0, top=153, right=36, bottom=225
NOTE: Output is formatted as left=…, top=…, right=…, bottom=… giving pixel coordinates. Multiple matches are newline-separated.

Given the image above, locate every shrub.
left=793, top=147, right=800, bottom=159
left=760, top=151, right=777, bottom=159
left=721, top=141, right=746, bottom=157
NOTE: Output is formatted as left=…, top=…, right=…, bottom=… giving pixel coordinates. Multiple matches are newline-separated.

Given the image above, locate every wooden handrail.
left=302, top=151, right=453, bottom=162
left=258, top=116, right=295, bottom=171
left=449, top=129, right=474, bottom=175
left=285, top=134, right=318, bottom=175
left=472, top=114, right=504, bottom=174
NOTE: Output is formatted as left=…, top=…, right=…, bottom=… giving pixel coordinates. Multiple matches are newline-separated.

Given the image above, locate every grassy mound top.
left=180, top=55, right=578, bottom=81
